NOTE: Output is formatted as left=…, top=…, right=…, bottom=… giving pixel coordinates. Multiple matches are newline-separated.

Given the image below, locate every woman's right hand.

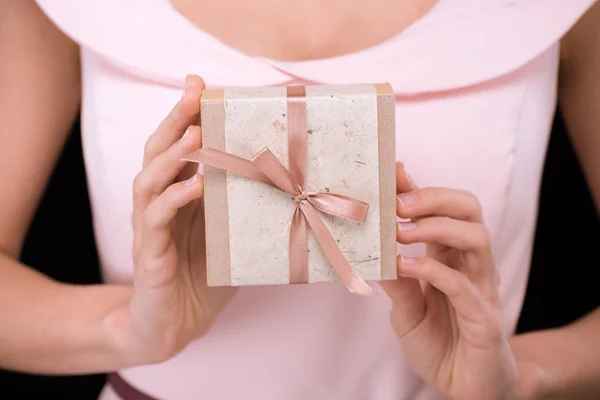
left=124, top=75, right=237, bottom=364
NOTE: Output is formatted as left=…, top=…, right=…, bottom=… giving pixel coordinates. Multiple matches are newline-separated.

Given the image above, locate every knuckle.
left=144, top=134, right=159, bottom=157
left=430, top=186, right=448, bottom=201
left=472, top=226, right=492, bottom=250
left=414, top=217, right=442, bottom=240
left=448, top=270, right=471, bottom=297
left=133, top=172, right=153, bottom=197
left=396, top=223, right=420, bottom=244
left=445, top=278, right=461, bottom=298
left=419, top=216, right=440, bottom=230
left=417, top=257, right=436, bottom=279
left=420, top=187, right=448, bottom=211
left=396, top=225, right=408, bottom=238
left=162, top=184, right=179, bottom=203
left=166, top=106, right=182, bottom=124
left=132, top=241, right=141, bottom=263
left=170, top=97, right=193, bottom=122
left=142, top=207, right=159, bottom=229
left=462, top=190, right=483, bottom=217
left=130, top=211, right=139, bottom=231
left=417, top=187, right=435, bottom=205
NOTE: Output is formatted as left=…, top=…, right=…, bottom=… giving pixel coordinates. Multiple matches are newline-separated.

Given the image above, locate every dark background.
left=0, top=108, right=598, bottom=398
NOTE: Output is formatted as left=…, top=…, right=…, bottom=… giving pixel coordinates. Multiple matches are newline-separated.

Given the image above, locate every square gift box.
left=184, top=83, right=397, bottom=295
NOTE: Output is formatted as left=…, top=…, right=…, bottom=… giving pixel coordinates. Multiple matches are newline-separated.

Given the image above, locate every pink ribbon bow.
left=182, top=86, right=376, bottom=296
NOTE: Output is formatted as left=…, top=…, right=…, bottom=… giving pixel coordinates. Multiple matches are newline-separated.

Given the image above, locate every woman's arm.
left=0, top=2, right=228, bottom=374
left=510, top=2, right=600, bottom=399
left=560, top=0, right=600, bottom=212
left=0, top=1, right=133, bottom=374
left=511, top=309, right=600, bottom=399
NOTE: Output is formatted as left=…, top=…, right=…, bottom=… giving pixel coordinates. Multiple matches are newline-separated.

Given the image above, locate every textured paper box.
left=201, top=83, right=397, bottom=288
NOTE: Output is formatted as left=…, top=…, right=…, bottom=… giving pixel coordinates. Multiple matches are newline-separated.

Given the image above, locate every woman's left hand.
left=380, top=162, right=529, bottom=400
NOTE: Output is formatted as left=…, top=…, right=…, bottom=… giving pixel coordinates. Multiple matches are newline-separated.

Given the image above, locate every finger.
left=143, top=74, right=205, bottom=167
left=133, top=125, right=202, bottom=209
left=396, top=216, right=491, bottom=254
left=398, top=216, right=499, bottom=298
left=132, top=126, right=202, bottom=257
left=140, top=174, right=204, bottom=260
left=384, top=161, right=427, bottom=337
left=379, top=275, right=426, bottom=338
left=397, top=187, right=483, bottom=223
left=397, top=256, right=490, bottom=319
left=396, top=161, right=418, bottom=194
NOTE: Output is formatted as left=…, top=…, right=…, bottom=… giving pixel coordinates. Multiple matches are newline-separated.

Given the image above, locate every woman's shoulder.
left=35, top=0, right=597, bottom=93
left=273, top=0, right=598, bottom=94
left=34, top=0, right=287, bottom=87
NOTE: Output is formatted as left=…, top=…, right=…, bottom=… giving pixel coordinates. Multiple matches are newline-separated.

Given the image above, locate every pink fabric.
left=34, top=0, right=596, bottom=399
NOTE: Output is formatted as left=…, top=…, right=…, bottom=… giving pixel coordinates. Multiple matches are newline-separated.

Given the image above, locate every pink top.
left=35, top=1, right=596, bottom=399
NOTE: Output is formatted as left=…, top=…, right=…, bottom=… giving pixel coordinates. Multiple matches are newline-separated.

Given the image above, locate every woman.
left=1, top=0, right=599, bottom=399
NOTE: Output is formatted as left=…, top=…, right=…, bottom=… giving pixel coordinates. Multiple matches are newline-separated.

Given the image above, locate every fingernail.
left=397, top=193, right=417, bottom=208
left=179, top=128, right=191, bottom=145
left=400, top=255, right=416, bottom=264
left=185, top=174, right=197, bottom=186
left=398, top=221, right=417, bottom=231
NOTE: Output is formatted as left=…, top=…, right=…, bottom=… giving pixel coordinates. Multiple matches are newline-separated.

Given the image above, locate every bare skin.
left=170, top=0, right=439, bottom=61
left=0, top=1, right=598, bottom=399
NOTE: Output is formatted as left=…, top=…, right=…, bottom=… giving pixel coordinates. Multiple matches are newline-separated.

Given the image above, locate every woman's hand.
left=380, top=163, right=528, bottom=400
left=124, top=75, right=236, bottom=364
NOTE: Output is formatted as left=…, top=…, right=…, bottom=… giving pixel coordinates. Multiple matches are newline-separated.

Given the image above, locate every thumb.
left=379, top=256, right=426, bottom=338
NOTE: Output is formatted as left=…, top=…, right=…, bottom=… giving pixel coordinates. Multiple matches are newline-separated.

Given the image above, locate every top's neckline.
left=36, top=0, right=595, bottom=92
left=163, top=0, right=445, bottom=66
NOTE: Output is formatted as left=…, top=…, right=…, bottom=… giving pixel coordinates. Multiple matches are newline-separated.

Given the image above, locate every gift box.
left=184, top=83, right=397, bottom=295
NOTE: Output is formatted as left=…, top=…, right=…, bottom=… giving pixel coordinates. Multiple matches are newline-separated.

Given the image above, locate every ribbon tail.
left=307, top=193, right=369, bottom=222
left=300, top=203, right=376, bottom=296
left=289, top=204, right=308, bottom=284
left=181, top=148, right=274, bottom=186
left=252, top=148, right=299, bottom=196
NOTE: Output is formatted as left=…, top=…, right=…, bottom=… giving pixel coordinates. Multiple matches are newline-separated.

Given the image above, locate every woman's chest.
left=79, top=43, right=559, bottom=243
left=169, top=0, right=438, bottom=61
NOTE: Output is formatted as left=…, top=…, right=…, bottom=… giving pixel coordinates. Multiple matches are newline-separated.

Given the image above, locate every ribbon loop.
left=251, top=148, right=300, bottom=196
left=307, top=193, right=369, bottom=222
left=182, top=148, right=274, bottom=187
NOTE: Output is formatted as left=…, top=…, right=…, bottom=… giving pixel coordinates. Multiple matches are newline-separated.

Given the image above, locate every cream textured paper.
left=223, top=85, right=382, bottom=286
left=304, top=85, right=381, bottom=283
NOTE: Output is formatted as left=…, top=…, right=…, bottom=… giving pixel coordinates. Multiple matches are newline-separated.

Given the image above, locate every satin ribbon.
left=183, top=87, right=376, bottom=296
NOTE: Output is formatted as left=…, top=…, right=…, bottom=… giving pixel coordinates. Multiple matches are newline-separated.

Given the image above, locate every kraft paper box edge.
left=201, top=84, right=397, bottom=287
